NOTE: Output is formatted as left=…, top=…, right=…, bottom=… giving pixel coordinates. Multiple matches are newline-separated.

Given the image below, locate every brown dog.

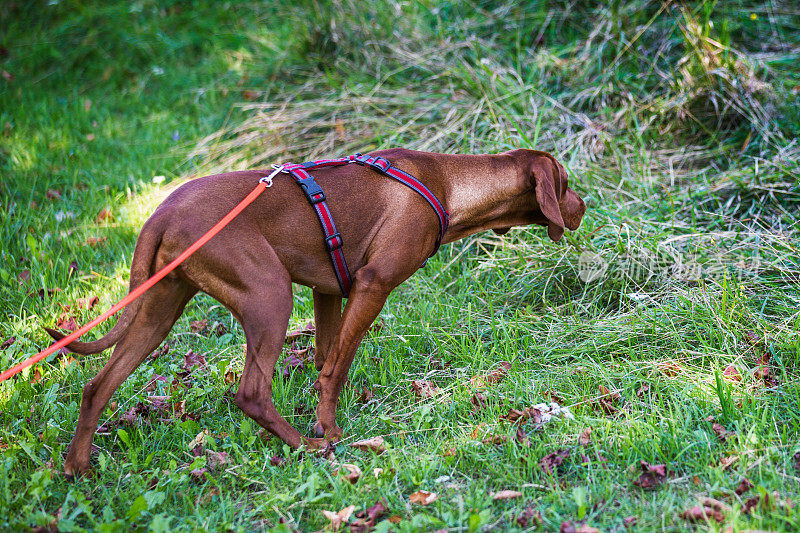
left=49, top=148, right=585, bottom=477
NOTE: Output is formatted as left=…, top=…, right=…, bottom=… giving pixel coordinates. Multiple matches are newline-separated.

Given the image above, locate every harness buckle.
left=297, top=178, right=326, bottom=204
left=326, top=232, right=343, bottom=251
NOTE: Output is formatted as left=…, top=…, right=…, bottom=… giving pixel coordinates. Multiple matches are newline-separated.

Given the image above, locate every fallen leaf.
left=285, top=321, right=314, bottom=343
left=735, top=477, right=753, bottom=496
left=55, top=315, right=78, bottom=332
left=470, top=361, right=512, bottom=388
left=622, top=516, right=637, bottom=528
left=514, top=427, right=530, bottom=446
left=75, top=295, right=99, bottom=309
left=339, top=463, right=362, bottom=484
left=723, top=364, right=742, bottom=382
left=83, top=98, right=92, bottom=112
left=190, top=319, right=208, bottom=334
left=442, top=447, right=457, bottom=457
left=470, top=392, right=486, bottom=411
left=205, top=450, right=230, bottom=472
left=680, top=504, right=724, bottom=523
left=499, top=407, right=542, bottom=425
left=540, top=449, right=570, bottom=475
left=349, top=436, right=386, bottom=455
left=711, top=422, right=734, bottom=442
left=515, top=506, right=542, bottom=527
left=578, top=427, right=593, bottom=446
left=491, top=490, right=522, bottom=500
left=46, top=189, right=62, bottom=200
left=411, top=380, right=442, bottom=399
left=596, top=385, right=622, bottom=415
left=190, top=467, right=208, bottom=481
left=224, top=369, right=237, bottom=385
left=1, top=70, right=13, bottom=82
left=409, top=490, right=438, bottom=506
left=85, top=133, right=95, bottom=141
left=321, top=505, right=355, bottom=531
left=633, top=460, right=668, bottom=489
left=242, top=90, right=261, bottom=101
left=636, top=383, right=650, bottom=397
left=350, top=499, right=388, bottom=533
left=68, top=261, right=79, bottom=274
left=18, top=270, right=30, bottom=283
left=388, top=516, right=401, bottom=524
left=270, top=455, right=287, bottom=467
left=719, top=455, right=738, bottom=470
left=1, top=336, right=16, bottom=349
left=542, top=389, right=565, bottom=404
left=357, top=387, right=373, bottom=403
left=280, top=347, right=312, bottom=377
left=83, top=236, right=107, bottom=246
left=657, top=361, right=682, bottom=377
left=183, top=350, right=207, bottom=372
left=188, top=430, right=209, bottom=450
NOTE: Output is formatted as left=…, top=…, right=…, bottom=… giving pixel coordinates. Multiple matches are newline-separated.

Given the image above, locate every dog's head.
left=495, top=150, right=586, bottom=242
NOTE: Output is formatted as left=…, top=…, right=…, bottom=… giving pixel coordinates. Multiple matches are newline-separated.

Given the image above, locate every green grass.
left=2, top=0, right=800, bottom=531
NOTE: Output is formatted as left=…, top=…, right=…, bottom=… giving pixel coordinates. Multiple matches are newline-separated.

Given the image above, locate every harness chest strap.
left=278, top=154, right=450, bottom=297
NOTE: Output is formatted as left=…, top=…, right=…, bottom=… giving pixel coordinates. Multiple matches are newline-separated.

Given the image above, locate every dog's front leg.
left=313, top=265, right=394, bottom=440
left=312, top=290, right=342, bottom=371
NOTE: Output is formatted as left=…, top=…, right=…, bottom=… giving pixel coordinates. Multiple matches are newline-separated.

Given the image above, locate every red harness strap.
left=281, top=154, right=449, bottom=297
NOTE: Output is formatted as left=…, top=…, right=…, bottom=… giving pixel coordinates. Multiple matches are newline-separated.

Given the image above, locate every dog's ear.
left=532, top=158, right=566, bottom=242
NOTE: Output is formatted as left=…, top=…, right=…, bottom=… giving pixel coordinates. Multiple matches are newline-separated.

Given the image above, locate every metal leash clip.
left=259, top=164, right=288, bottom=187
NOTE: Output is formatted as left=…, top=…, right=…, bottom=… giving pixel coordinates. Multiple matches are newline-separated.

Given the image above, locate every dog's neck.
left=437, top=154, right=530, bottom=244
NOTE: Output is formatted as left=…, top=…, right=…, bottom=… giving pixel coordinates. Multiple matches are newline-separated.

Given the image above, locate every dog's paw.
left=314, top=422, right=343, bottom=441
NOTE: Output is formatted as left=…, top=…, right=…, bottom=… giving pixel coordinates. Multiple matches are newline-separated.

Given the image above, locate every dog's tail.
left=45, top=218, right=165, bottom=355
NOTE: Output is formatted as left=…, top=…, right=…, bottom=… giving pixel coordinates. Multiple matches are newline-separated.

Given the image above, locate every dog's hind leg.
left=64, top=277, right=196, bottom=478
left=312, top=291, right=342, bottom=371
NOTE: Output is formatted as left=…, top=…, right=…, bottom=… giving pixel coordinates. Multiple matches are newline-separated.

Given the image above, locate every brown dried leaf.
left=411, top=380, right=442, bottom=399
left=357, top=387, right=373, bottom=403
left=183, top=350, right=207, bottom=372
left=46, top=188, right=61, bottom=200
left=578, top=427, right=593, bottom=446
left=622, top=516, right=637, bottom=528
left=83, top=236, right=107, bottom=246
left=75, top=295, right=99, bottom=309
left=735, top=477, right=753, bottom=496
left=270, top=455, right=287, bottom=467
left=636, top=383, right=650, bottom=398
left=190, top=319, right=208, bottom=334
left=55, top=315, right=78, bottom=332
left=657, top=361, right=682, bottom=377
left=18, top=270, right=30, bottom=283
left=633, top=460, right=668, bottom=489
left=470, top=361, right=512, bottom=388
left=723, top=364, right=742, bottom=382
left=349, top=436, right=386, bottom=455
left=1, top=336, right=16, bottom=350
left=285, top=321, right=314, bottom=344
left=338, top=463, right=362, bottom=484
left=515, top=506, right=542, bottom=527
left=712, top=422, right=734, bottom=442
left=540, top=448, right=570, bottom=475
left=241, top=90, right=261, bottom=101
left=409, top=490, right=438, bottom=506
left=680, top=504, right=724, bottom=523
left=470, top=392, right=486, bottom=412
left=491, top=490, right=522, bottom=500
left=321, top=505, right=355, bottom=531
left=718, top=455, right=738, bottom=470
left=351, top=499, right=388, bottom=533
left=542, top=389, right=565, bottom=404
left=206, top=450, right=230, bottom=472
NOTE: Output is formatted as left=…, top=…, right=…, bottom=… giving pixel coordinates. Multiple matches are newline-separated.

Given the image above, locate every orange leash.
left=0, top=177, right=275, bottom=384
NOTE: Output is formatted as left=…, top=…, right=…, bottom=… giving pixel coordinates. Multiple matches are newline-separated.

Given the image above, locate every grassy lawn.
left=2, top=0, right=799, bottom=531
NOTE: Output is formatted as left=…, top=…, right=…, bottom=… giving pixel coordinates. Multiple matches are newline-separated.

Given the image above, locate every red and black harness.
left=273, top=153, right=449, bottom=297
